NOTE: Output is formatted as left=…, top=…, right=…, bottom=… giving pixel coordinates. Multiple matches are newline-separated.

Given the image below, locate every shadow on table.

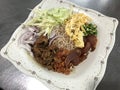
left=0, top=87, right=4, bottom=90
left=96, top=81, right=120, bottom=90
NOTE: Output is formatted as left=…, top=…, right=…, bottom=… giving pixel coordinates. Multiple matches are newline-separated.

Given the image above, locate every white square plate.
left=0, top=0, right=118, bottom=90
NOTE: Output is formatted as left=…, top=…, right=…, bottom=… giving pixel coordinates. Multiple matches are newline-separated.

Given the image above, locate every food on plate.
left=18, top=7, right=98, bottom=75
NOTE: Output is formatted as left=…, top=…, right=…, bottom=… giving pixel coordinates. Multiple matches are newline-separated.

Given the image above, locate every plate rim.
left=0, top=0, right=119, bottom=90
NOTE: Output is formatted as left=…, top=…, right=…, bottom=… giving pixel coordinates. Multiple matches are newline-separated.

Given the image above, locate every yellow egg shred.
left=65, top=13, right=91, bottom=48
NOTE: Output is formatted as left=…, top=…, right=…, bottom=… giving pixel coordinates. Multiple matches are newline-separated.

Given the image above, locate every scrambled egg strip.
left=65, top=13, right=91, bottom=48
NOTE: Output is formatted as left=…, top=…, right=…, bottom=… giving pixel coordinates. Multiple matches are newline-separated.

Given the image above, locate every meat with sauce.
left=32, top=35, right=97, bottom=75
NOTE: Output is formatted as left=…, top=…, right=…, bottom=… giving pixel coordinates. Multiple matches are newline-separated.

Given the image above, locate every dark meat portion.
left=32, top=35, right=59, bottom=70
left=32, top=35, right=72, bottom=74
left=65, top=48, right=81, bottom=66
left=32, top=35, right=97, bottom=75
left=82, top=35, right=97, bottom=53
left=86, top=35, right=97, bottom=51
left=81, top=42, right=91, bottom=54
left=65, top=35, right=97, bottom=67
left=54, top=48, right=72, bottom=75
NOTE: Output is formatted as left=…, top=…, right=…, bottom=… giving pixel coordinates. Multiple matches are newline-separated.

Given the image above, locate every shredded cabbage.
left=26, top=8, right=71, bottom=37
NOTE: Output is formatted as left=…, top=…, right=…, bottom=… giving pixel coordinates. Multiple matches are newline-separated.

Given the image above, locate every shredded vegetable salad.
left=26, top=8, right=71, bottom=37
left=25, top=8, right=97, bottom=48
left=18, top=7, right=98, bottom=75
